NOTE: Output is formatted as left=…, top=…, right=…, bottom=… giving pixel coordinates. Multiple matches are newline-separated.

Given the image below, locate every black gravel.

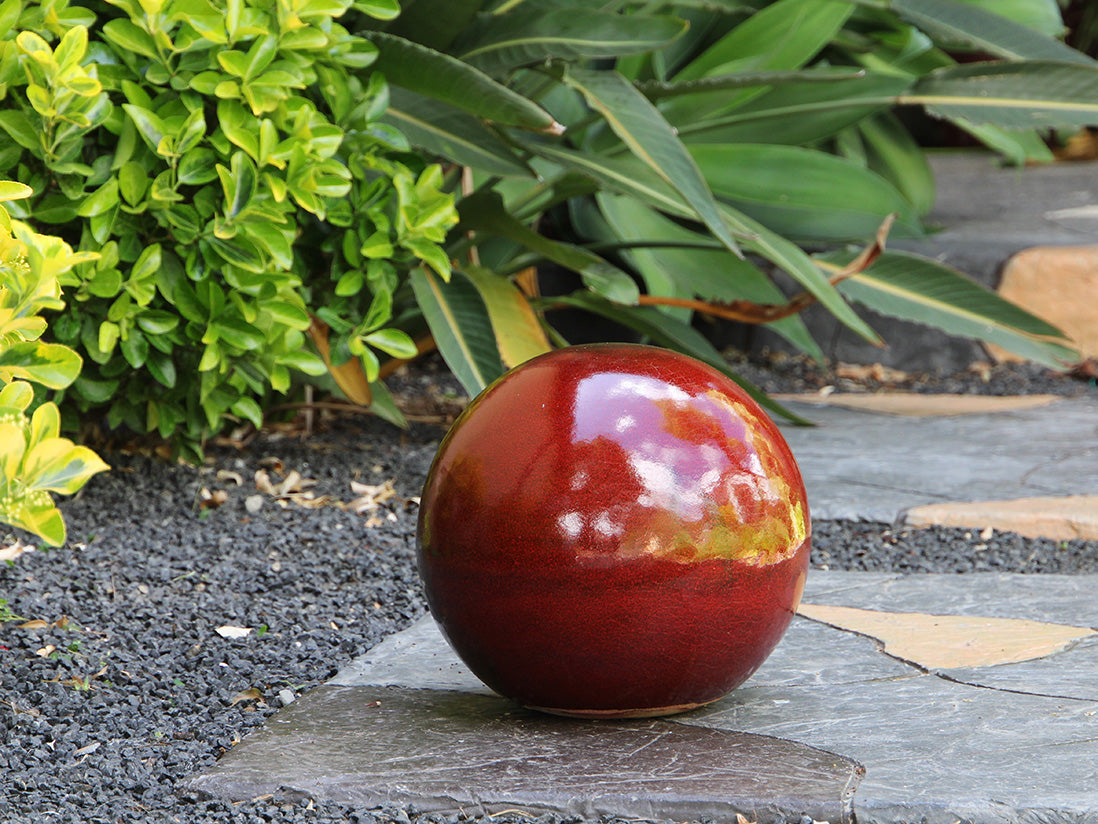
left=3, top=387, right=1098, bottom=823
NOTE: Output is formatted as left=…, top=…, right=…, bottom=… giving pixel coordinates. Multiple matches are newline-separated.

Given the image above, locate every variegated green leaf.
left=828, top=250, right=1080, bottom=369
left=369, top=32, right=563, bottom=134
left=564, top=66, right=741, bottom=257
left=409, top=267, right=503, bottom=396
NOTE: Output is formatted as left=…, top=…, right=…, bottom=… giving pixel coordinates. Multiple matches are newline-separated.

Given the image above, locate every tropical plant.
left=1, top=180, right=108, bottom=546
left=351, top=0, right=1094, bottom=414
left=0, top=0, right=456, bottom=459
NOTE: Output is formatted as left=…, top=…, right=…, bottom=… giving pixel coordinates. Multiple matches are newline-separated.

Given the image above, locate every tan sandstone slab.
left=987, top=244, right=1098, bottom=362
left=773, top=392, right=1061, bottom=416
left=796, top=602, right=1096, bottom=670
left=905, top=495, right=1098, bottom=541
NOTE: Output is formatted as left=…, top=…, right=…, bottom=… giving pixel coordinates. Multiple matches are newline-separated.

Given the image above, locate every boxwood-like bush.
left=0, top=0, right=456, bottom=459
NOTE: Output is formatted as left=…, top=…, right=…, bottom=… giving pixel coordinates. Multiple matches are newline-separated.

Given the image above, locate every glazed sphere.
left=417, top=344, right=810, bottom=718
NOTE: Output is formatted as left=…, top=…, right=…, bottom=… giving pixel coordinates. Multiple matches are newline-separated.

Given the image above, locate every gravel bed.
left=3, top=381, right=1098, bottom=823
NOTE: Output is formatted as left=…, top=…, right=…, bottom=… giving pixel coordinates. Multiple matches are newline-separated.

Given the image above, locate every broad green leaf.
left=122, top=104, right=169, bottom=153
left=674, top=0, right=854, bottom=82
left=892, top=0, right=1088, bottom=63
left=230, top=396, right=263, bottom=428
left=384, top=88, right=533, bottom=177
left=0, top=181, right=32, bottom=202
left=903, top=61, right=1098, bottom=129
left=25, top=441, right=109, bottom=496
left=564, top=66, right=741, bottom=257
left=831, top=250, right=1079, bottom=369
left=178, top=148, right=219, bottom=184
left=0, top=341, right=83, bottom=389
left=596, top=193, right=823, bottom=360
left=459, top=190, right=638, bottom=304
left=369, top=32, right=562, bottom=133
left=146, top=350, right=177, bottom=388
left=215, top=317, right=264, bottom=349
left=363, top=327, right=418, bottom=358
left=409, top=267, right=503, bottom=396
left=76, top=179, right=120, bottom=218
left=547, top=291, right=810, bottom=425
left=264, top=300, right=310, bottom=329
left=102, top=19, right=157, bottom=58
left=458, top=9, right=687, bottom=78
left=135, top=310, right=179, bottom=335
left=0, top=111, right=40, bottom=150
left=462, top=265, right=551, bottom=369
left=691, top=143, right=923, bottom=242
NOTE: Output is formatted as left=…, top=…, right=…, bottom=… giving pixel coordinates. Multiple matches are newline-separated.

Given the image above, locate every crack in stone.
left=799, top=615, right=1096, bottom=703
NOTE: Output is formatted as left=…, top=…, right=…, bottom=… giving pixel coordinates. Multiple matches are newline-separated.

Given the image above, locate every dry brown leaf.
left=798, top=603, right=1096, bottom=670
left=216, top=470, right=244, bottom=486
left=18, top=619, right=49, bottom=630
left=346, top=479, right=397, bottom=513
left=36, top=645, right=56, bottom=657
left=835, top=362, right=909, bottom=383
left=0, top=540, right=36, bottom=563
left=199, top=488, right=229, bottom=510
left=231, top=687, right=263, bottom=706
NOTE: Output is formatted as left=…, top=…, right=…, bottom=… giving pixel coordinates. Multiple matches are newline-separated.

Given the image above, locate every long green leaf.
left=368, top=32, right=564, bottom=133
left=946, top=0, right=1066, bottom=37
left=409, top=267, right=504, bottom=396
left=673, top=0, right=853, bottom=82
left=831, top=250, right=1079, bottom=369
left=596, top=193, right=824, bottom=360
left=903, top=61, right=1098, bottom=129
left=457, top=8, right=687, bottom=77
left=519, top=140, right=881, bottom=343
left=546, top=291, right=812, bottom=425
left=458, top=190, right=639, bottom=304
left=691, top=143, right=923, bottom=242
left=673, top=73, right=911, bottom=145
left=892, top=0, right=1091, bottom=64
left=564, top=66, right=742, bottom=257
left=384, top=88, right=533, bottom=177
left=637, top=67, right=869, bottom=100
left=858, top=113, right=937, bottom=217
left=461, top=265, right=551, bottom=369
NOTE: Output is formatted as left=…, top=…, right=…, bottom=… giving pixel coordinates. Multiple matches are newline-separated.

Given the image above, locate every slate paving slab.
left=188, top=390, right=1098, bottom=823
left=190, top=685, right=863, bottom=824
left=775, top=397, right=1098, bottom=523
left=191, top=572, right=1098, bottom=824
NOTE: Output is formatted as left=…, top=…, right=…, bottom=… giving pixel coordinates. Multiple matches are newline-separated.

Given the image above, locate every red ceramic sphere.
left=416, top=344, right=810, bottom=718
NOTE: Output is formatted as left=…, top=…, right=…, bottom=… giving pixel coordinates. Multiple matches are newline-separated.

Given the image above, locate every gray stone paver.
left=776, top=398, right=1098, bottom=522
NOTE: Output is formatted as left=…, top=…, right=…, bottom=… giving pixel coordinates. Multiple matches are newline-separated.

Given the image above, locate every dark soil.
left=2, top=355, right=1097, bottom=824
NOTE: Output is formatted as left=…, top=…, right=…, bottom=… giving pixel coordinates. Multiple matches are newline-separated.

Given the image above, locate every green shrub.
left=353, top=0, right=1097, bottom=414
left=0, top=0, right=457, bottom=459
left=1, top=180, right=107, bottom=546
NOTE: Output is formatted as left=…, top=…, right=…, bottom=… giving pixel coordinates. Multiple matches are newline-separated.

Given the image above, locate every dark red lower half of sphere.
left=420, top=541, right=809, bottom=717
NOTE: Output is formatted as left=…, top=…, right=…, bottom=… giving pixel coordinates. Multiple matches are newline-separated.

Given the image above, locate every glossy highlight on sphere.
left=417, top=344, right=810, bottom=718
